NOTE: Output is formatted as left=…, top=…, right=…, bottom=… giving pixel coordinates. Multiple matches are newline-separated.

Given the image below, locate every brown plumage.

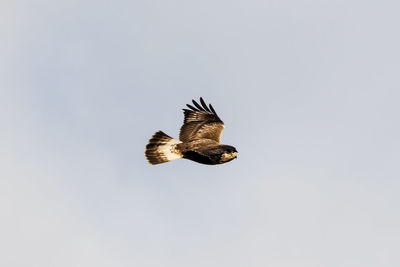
left=145, top=97, right=237, bottom=165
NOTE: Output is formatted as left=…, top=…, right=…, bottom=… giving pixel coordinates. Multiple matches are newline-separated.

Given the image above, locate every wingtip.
left=191, top=99, right=204, bottom=111
left=209, top=103, right=217, bottom=114
left=186, top=104, right=196, bottom=110
left=185, top=97, right=216, bottom=114
left=199, top=97, right=211, bottom=112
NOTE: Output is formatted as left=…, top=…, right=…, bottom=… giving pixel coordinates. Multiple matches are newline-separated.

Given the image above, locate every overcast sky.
left=1, top=1, right=399, bottom=266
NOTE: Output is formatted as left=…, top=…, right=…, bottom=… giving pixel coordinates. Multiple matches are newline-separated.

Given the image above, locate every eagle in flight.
left=145, top=97, right=237, bottom=165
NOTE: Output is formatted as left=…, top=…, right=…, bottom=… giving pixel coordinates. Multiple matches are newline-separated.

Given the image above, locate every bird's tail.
left=145, top=131, right=183, bottom=165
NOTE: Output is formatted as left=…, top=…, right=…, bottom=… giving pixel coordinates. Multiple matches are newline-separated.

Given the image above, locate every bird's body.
left=145, top=97, right=237, bottom=165
left=179, top=140, right=237, bottom=165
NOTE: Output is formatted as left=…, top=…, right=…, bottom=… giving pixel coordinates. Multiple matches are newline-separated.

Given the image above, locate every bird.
left=145, top=97, right=237, bottom=165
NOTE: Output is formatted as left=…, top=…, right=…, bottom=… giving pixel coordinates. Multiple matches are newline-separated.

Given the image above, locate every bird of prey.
left=145, top=97, right=237, bottom=165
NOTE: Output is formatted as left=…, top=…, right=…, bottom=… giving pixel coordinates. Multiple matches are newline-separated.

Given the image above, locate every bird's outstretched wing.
left=179, top=97, right=224, bottom=142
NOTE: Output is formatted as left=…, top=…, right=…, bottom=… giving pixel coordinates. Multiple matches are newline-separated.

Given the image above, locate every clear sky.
left=1, top=1, right=399, bottom=266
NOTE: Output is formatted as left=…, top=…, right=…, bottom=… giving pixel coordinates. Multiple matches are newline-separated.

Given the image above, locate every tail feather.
left=145, top=131, right=183, bottom=165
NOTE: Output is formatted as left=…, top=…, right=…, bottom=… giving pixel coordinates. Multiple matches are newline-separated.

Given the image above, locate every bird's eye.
left=227, top=149, right=231, bottom=153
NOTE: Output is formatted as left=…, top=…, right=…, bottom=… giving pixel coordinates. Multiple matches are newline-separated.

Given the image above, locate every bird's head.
left=219, top=145, right=238, bottom=163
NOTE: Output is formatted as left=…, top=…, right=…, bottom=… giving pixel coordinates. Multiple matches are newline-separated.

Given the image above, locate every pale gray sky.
left=1, top=1, right=399, bottom=266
